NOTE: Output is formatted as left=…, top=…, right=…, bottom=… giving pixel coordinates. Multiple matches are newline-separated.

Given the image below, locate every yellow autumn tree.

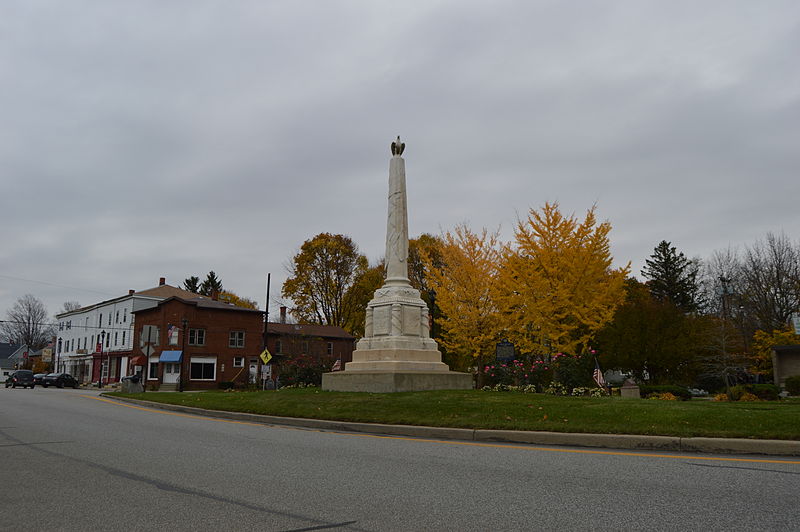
left=422, top=224, right=504, bottom=377
left=750, top=327, right=799, bottom=376
left=499, top=202, right=629, bottom=356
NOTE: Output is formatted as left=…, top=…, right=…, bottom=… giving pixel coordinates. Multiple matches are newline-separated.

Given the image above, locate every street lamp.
left=99, top=330, right=106, bottom=388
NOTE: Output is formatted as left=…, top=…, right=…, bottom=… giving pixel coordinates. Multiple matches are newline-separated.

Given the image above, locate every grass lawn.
left=109, top=389, right=800, bottom=440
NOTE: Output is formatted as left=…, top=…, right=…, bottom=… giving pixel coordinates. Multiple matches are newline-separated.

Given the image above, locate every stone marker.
left=322, top=138, right=472, bottom=392
left=620, top=379, right=641, bottom=399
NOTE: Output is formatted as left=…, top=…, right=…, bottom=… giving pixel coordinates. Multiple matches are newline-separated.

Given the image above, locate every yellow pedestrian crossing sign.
left=260, top=348, right=272, bottom=365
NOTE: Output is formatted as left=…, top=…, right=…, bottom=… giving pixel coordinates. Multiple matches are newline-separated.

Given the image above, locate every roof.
left=772, top=345, right=800, bottom=354
left=133, top=296, right=263, bottom=314
left=135, top=285, right=201, bottom=299
left=265, top=322, right=354, bottom=340
left=0, top=343, right=18, bottom=360
left=55, top=283, right=200, bottom=318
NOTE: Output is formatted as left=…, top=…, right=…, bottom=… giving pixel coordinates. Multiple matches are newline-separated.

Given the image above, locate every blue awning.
left=159, top=350, right=182, bottom=363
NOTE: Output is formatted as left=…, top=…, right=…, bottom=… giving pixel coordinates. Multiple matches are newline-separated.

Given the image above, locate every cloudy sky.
left=1, top=0, right=798, bottom=321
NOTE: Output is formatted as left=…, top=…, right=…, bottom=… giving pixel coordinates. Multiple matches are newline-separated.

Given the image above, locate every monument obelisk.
left=322, top=137, right=472, bottom=392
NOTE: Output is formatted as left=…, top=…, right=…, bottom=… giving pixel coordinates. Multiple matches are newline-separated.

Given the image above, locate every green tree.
left=199, top=271, right=223, bottom=296
left=183, top=276, right=201, bottom=293
left=595, top=279, right=708, bottom=384
left=282, top=233, right=369, bottom=334
left=641, top=240, right=703, bottom=312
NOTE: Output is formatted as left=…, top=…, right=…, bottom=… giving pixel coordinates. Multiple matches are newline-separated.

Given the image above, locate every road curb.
left=104, top=395, right=800, bottom=456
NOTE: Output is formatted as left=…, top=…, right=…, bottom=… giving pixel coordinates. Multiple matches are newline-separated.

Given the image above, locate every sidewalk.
left=103, top=394, right=800, bottom=457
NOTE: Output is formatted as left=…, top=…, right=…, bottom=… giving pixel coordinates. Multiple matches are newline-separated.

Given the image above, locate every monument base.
left=322, top=370, right=473, bottom=393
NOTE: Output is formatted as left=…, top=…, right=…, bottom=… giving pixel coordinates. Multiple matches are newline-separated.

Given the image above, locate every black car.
left=42, top=373, right=79, bottom=389
left=5, top=370, right=35, bottom=388
left=33, top=373, right=47, bottom=385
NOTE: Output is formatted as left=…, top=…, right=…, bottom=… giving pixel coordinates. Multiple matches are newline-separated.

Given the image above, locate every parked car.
left=42, top=373, right=79, bottom=389
left=33, top=373, right=48, bottom=385
left=5, top=370, right=35, bottom=389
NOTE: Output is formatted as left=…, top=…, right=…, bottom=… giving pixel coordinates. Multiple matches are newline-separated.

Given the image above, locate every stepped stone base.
left=322, top=370, right=473, bottom=393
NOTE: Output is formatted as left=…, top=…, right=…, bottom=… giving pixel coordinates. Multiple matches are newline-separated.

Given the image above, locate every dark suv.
left=5, top=370, right=35, bottom=389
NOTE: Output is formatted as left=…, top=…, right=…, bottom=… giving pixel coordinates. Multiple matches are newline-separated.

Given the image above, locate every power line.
left=0, top=274, right=117, bottom=297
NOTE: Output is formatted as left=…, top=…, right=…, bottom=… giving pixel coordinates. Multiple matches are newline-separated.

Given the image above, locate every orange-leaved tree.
left=498, top=202, right=629, bottom=357
left=422, top=224, right=504, bottom=379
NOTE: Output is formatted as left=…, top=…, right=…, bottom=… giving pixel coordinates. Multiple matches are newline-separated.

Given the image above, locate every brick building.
left=132, top=295, right=263, bottom=390
left=264, top=308, right=355, bottom=367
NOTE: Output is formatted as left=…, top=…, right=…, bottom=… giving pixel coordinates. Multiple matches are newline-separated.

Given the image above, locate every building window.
left=97, top=315, right=101, bottom=329
left=116, top=311, right=119, bottom=323
left=114, top=332, right=118, bottom=346
left=122, top=331, right=126, bottom=345
left=190, top=356, right=216, bottom=380
left=327, top=342, right=334, bottom=355
left=228, top=331, right=245, bottom=348
left=233, top=357, right=244, bottom=368
left=123, top=308, right=127, bottom=322
left=108, top=313, right=111, bottom=325
left=189, top=329, right=206, bottom=346
left=148, top=357, right=159, bottom=380
left=302, top=341, right=309, bottom=353
left=275, top=340, right=282, bottom=353
left=70, top=339, right=74, bottom=351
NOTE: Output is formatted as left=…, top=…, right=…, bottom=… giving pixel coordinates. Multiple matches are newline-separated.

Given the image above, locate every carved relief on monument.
left=403, top=306, right=421, bottom=336
left=372, top=305, right=390, bottom=336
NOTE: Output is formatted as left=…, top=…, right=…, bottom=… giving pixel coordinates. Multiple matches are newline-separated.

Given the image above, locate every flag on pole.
left=593, top=358, right=605, bottom=387
left=260, top=348, right=272, bottom=365
left=331, top=359, right=342, bottom=372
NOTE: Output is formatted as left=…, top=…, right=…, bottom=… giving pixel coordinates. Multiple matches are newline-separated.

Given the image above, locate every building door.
left=163, top=363, right=180, bottom=384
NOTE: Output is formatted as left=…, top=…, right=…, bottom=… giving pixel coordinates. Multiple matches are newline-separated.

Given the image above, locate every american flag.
left=331, top=359, right=342, bottom=372
left=593, top=358, right=605, bottom=387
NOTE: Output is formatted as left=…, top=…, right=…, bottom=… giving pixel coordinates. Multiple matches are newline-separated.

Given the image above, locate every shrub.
left=738, top=392, right=760, bottom=402
left=729, top=384, right=780, bottom=401
left=785, top=375, right=800, bottom=396
left=647, top=392, right=678, bottom=401
left=639, top=385, right=691, bottom=401
left=483, top=359, right=554, bottom=390
left=748, top=384, right=780, bottom=401
left=552, top=353, right=594, bottom=390
left=544, top=382, right=569, bottom=396
left=728, top=385, right=747, bottom=401
left=712, top=393, right=729, bottom=401
left=279, top=354, right=337, bottom=387
left=218, top=381, right=236, bottom=390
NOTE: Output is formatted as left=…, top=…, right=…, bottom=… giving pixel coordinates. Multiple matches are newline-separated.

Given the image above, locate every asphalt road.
left=1, top=386, right=799, bottom=531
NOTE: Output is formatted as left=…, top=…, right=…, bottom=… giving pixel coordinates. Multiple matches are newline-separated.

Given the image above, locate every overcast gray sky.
left=1, top=0, right=798, bottom=322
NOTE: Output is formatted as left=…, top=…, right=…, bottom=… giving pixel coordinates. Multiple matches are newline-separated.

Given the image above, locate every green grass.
left=108, top=389, right=800, bottom=440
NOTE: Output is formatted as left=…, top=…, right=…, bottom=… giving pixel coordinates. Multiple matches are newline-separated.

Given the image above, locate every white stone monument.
left=322, top=137, right=472, bottom=392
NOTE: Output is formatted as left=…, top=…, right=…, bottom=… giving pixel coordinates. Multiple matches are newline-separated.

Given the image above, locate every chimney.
left=211, top=289, right=219, bottom=301
left=159, top=277, right=166, bottom=286
left=280, top=306, right=287, bottom=324
left=128, top=289, right=135, bottom=295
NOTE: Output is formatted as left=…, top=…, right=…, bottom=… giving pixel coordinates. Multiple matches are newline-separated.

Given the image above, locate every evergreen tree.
left=199, top=271, right=223, bottom=296
left=641, top=240, right=702, bottom=312
left=183, top=276, right=201, bottom=293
